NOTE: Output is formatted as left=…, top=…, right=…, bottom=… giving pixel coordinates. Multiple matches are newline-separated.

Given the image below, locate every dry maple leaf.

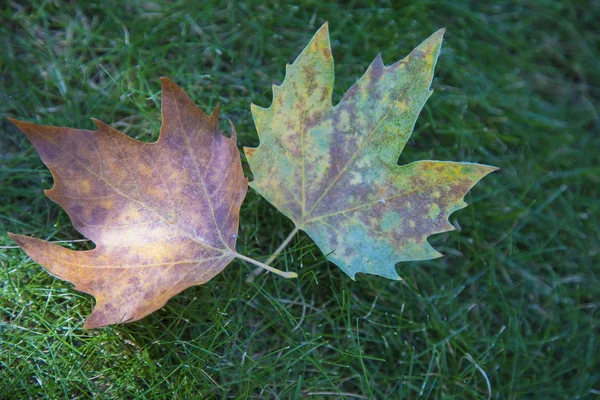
left=245, top=23, right=498, bottom=280
left=8, top=78, right=250, bottom=328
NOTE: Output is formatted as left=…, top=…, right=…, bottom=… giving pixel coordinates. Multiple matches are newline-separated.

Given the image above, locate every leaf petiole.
left=235, top=252, right=298, bottom=279
left=245, top=226, right=300, bottom=282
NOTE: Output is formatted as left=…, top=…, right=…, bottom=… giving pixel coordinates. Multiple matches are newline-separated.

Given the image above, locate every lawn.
left=1, top=1, right=598, bottom=398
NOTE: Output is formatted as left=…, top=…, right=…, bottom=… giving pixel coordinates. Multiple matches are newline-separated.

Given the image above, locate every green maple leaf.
left=244, top=23, right=497, bottom=280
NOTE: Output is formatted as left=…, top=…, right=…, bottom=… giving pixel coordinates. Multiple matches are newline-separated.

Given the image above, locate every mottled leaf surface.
left=9, top=78, right=247, bottom=328
left=245, top=23, right=497, bottom=280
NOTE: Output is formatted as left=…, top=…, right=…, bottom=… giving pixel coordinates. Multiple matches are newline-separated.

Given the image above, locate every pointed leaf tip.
left=315, top=22, right=331, bottom=43
left=7, top=117, right=35, bottom=133
left=427, top=28, right=446, bottom=42
left=228, top=119, right=237, bottom=141
left=316, top=21, right=329, bottom=34
left=159, top=76, right=174, bottom=84
left=208, top=103, right=221, bottom=127
left=91, top=118, right=109, bottom=130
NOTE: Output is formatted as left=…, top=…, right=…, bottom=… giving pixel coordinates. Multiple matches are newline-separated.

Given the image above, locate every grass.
left=1, top=0, right=598, bottom=398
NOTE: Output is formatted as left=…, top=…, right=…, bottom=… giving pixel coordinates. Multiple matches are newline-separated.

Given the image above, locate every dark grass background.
left=1, top=1, right=598, bottom=398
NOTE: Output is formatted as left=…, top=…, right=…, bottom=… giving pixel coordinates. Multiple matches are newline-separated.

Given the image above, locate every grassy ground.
left=1, top=0, right=598, bottom=398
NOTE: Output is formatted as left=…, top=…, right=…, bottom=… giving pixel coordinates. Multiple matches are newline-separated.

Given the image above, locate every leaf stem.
left=245, top=226, right=300, bottom=283
left=235, top=253, right=297, bottom=279
left=266, top=226, right=300, bottom=265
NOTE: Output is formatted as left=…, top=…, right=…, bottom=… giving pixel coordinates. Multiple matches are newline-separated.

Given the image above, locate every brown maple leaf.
left=8, top=78, right=248, bottom=328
